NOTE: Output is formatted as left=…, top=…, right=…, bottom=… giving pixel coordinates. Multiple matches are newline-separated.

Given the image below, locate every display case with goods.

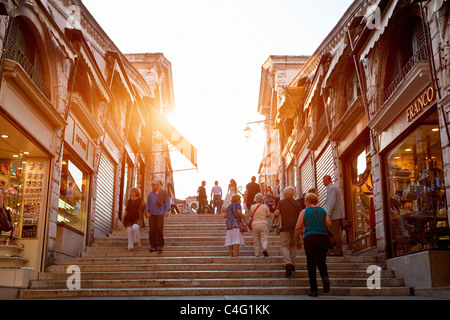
left=0, top=157, right=35, bottom=288
left=1, top=158, right=25, bottom=238
left=386, top=121, right=450, bottom=257
left=22, top=159, right=46, bottom=238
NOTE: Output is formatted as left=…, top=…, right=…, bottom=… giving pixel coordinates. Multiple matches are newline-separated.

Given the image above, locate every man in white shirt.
left=323, top=175, right=345, bottom=256
left=211, top=181, right=223, bottom=214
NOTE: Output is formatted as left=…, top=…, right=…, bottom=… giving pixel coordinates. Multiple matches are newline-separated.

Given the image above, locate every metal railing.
left=382, top=42, right=429, bottom=105
left=5, top=42, right=51, bottom=101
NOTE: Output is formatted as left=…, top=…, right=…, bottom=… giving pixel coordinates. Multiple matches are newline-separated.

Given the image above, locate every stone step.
left=80, top=250, right=290, bottom=258
left=45, top=261, right=380, bottom=273
left=82, top=250, right=295, bottom=257
left=29, top=277, right=405, bottom=289
left=92, top=238, right=282, bottom=246
left=49, top=255, right=379, bottom=266
left=19, top=286, right=412, bottom=299
left=37, top=269, right=397, bottom=280
left=78, top=250, right=358, bottom=259
left=86, top=244, right=285, bottom=251
left=19, top=214, right=410, bottom=299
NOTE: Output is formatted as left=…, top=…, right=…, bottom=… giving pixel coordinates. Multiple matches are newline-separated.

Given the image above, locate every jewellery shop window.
left=58, top=157, right=88, bottom=234
left=386, top=116, right=450, bottom=257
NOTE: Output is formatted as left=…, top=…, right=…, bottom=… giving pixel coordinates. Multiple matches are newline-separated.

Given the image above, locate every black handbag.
left=0, top=206, right=13, bottom=232
left=311, top=207, right=336, bottom=250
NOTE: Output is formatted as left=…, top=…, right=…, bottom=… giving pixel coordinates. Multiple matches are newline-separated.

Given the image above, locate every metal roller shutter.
left=94, top=152, right=115, bottom=238
left=315, top=144, right=335, bottom=207
left=300, top=155, right=314, bottom=195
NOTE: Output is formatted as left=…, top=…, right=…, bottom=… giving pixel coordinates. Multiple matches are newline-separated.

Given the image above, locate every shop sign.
left=74, top=127, right=88, bottom=154
left=406, top=85, right=437, bottom=122
left=65, top=114, right=95, bottom=169
left=103, top=132, right=120, bottom=162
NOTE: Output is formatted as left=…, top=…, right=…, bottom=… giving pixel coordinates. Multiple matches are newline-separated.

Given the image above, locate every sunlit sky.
left=83, top=0, right=354, bottom=200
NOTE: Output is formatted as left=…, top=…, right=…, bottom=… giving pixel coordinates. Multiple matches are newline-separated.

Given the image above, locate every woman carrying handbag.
left=224, top=193, right=247, bottom=257
left=295, top=192, right=332, bottom=297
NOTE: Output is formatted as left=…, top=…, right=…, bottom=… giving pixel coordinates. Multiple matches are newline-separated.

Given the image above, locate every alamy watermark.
left=364, top=0, right=382, bottom=30
left=66, top=5, right=81, bottom=30
left=366, top=265, right=382, bottom=290
left=66, top=265, right=81, bottom=290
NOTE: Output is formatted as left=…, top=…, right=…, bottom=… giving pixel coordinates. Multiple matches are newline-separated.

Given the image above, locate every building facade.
left=0, top=0, right=194, bottom=289
left=258, top=0, right=450, bottom=288
left=257, top=55, right=309, bottom=196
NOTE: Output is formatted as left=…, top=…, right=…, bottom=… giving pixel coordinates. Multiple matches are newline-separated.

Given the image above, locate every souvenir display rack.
left=1, top=158, right=25, bottom=238
left=0, top=157, right=35, bottom=287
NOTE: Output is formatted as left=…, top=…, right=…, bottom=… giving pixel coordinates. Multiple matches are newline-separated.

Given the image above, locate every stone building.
left=0, top=0, right=195, bottom=289
left=258, top=0, right=450, bottom=289
left=257, top=55, right=309, bottom=195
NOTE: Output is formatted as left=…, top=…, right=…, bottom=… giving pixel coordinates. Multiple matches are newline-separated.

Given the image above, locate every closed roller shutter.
left=300, top=155, right=314, bottom=195
left=315, top=144, right=335, bottom=207
left=94, top=151, right=115, bottom=238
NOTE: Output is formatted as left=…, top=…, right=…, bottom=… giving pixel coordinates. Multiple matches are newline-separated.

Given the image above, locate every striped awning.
left=359, top=0, right=399, bottom=60
left=149, top=107, right=198, bottom=168
left=278, top=86, right=304, bottom=120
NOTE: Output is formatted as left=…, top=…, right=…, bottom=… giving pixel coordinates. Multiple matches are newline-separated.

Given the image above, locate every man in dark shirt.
left=197, top=181, right=207, bottom=214
left=246, top=176, right=261, bottom=211
left=274, top=186, right=302, bottom=277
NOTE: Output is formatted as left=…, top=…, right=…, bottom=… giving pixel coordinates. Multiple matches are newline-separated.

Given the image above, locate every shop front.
left=385, top=111, right=448, bottom=256
left=0, top=113, right=53, bottom=288
left=342, top=134, right=375, bottom=253
left=379, top=84, right=450, bottom=287
left=94, top=126, right=121, bottom=238
left=0, top=24, right=70, bottom=286
left=57, top=112, right=96, bottom=257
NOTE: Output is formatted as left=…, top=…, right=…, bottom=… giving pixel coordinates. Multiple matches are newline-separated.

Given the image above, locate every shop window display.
left=0, top=157, right=26, bottom=238
left=386, top=119, right=450, bottom=257
left=349, top=149, right=375, bottom=252
left=58, top=158, right=88, bottom=233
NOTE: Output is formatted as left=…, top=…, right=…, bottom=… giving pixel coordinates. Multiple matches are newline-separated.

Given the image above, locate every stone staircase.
left=19, top=214, right=412, bottom=299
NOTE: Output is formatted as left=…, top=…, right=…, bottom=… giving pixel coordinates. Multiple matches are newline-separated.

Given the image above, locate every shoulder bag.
left=230, top=204, right=247, bottom=233
left=311, top=207, right=336, bottom=250
left=248, top=204, right=261, bottom=231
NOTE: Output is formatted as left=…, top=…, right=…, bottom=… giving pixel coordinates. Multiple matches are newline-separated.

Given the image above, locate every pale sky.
left=83, top=0, right=354, bottom=200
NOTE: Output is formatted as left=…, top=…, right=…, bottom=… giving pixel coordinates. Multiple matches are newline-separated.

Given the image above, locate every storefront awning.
left=277, top=86, right=304, bottom=120
left=149, top=107, right=198, bottom=168
left=359, top=0, right=399, bottom=60
left=321, top=38, right=347, bottom=95
left=66, top=29, right=113, bottom=103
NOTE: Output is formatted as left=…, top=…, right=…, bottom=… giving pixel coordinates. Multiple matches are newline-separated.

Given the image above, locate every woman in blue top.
left=295, top=193, right=332, bottom=297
